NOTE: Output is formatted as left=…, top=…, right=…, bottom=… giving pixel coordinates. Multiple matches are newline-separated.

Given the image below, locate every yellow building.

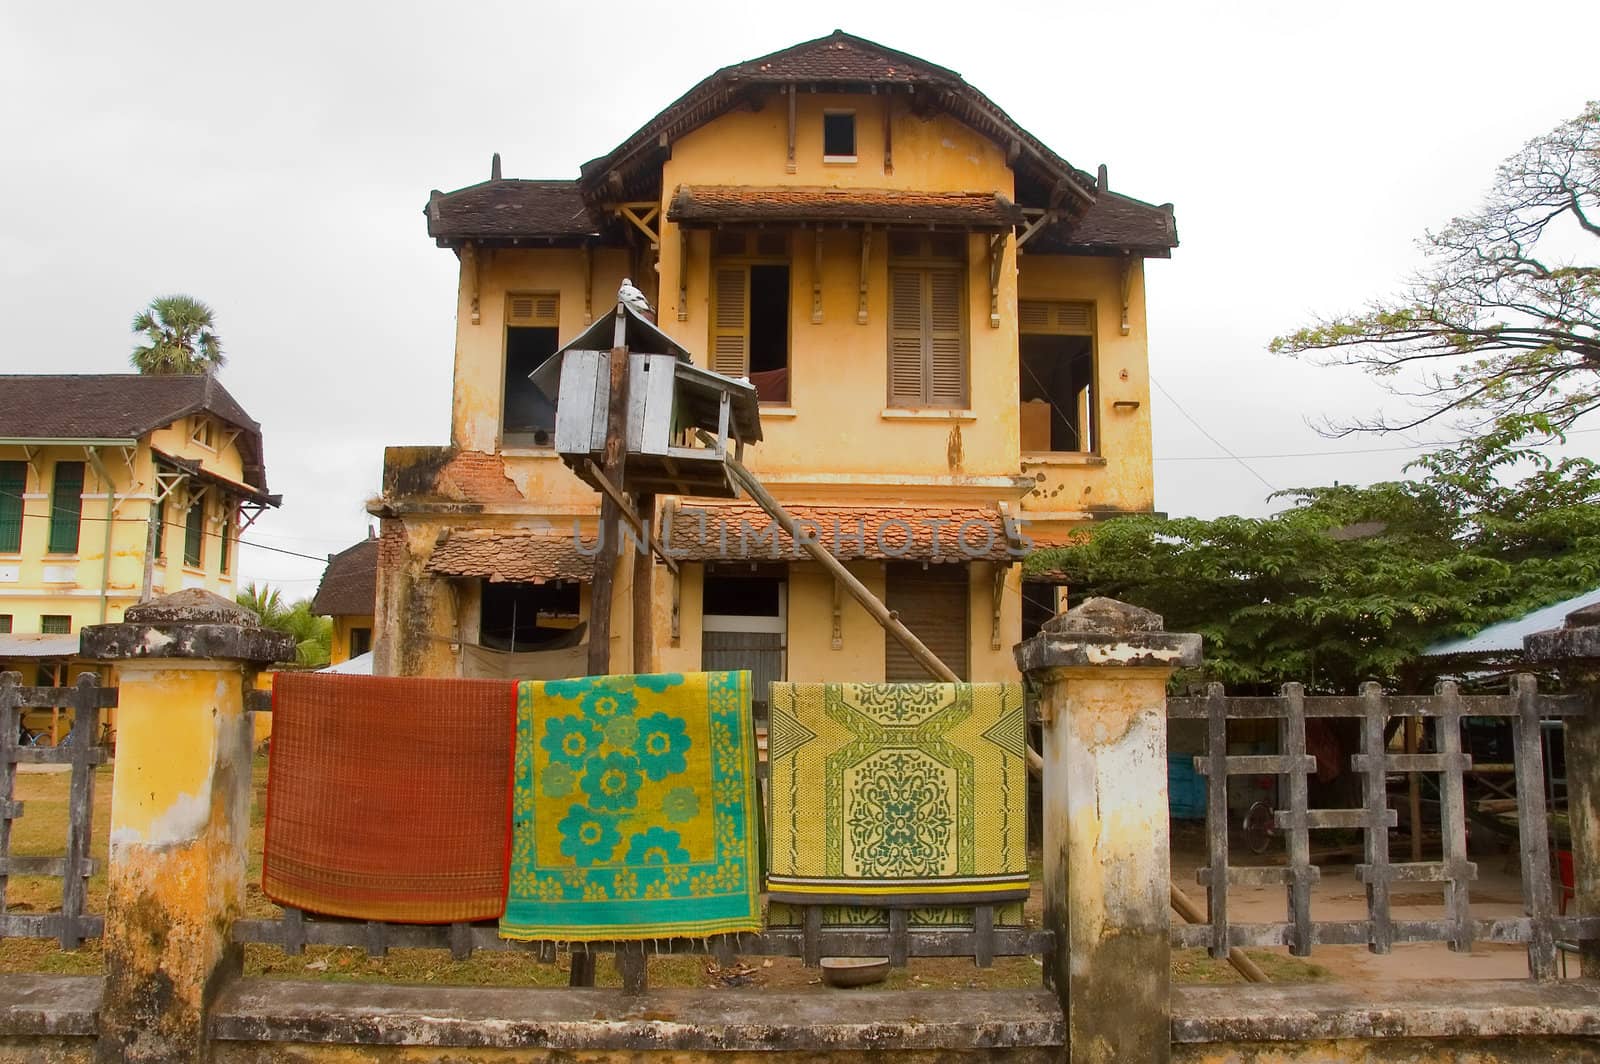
left=0, top=373, right=279, bottom=700
left=375, top=32, right=1176, bottom=695
left=311, top=533, right=378, bottom=665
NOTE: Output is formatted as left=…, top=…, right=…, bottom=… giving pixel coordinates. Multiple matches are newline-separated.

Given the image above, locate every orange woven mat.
left=263, top=673, right=514, bottom=923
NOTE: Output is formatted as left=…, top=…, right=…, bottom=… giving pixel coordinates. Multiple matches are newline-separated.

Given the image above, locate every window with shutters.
left=711, top=233, right=790, bottom=403
left=0, top=615, right=11, bottom=634
left=887, top=235, right=968, bottom=408
left=0, top=460, right=24, bottom=553
left=46, top=461, right=84, bottom=555
left=503, top=292, right=561, bottom=446
left=884, top=562, right=969, bottom=681
left=218, top=501, right=233, bottom=574
left=184, top=495, right=204, bottom=568
left=1018, top=300, right=1096, bottom=453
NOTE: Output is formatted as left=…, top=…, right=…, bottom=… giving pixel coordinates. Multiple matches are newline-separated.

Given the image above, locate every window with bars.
left=184, top=496, right=204, bottom=568
left=40, top=615, right=71, bottom=635
left=0, top=461, right=24, bottom=553
left=0, top=615, right=11, bottom=634
left=887, top=235, right=967, bottom=407
left=46, top=461, right=84, bottom=555
left=711, top=232, right=790, bottom=403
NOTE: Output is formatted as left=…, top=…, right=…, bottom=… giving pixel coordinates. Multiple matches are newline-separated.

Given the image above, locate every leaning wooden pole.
left=1168, top=883, right=1269, bottom=983
left=706, top=434, right=1045, bottom=777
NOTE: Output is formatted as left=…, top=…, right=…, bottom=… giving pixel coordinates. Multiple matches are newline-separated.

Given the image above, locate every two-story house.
left=373, top=31, right=1176, bottom=694
left=0, top=374, right=279, bottom=689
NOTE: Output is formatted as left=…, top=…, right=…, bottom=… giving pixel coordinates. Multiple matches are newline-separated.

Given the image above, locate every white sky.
left=3, top=0, right=1597, bottom=597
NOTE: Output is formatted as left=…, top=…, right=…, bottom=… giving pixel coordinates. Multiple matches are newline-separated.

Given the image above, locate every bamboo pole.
left=1169, top=883, right=1269, bottom=984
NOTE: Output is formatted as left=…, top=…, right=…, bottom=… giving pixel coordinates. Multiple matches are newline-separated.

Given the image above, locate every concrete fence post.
left=1014, top=597, right=1201, bottom=1064
left=1526, top=602, right=1600, bottom=979
left=81, top=589, right=296, bottom=1064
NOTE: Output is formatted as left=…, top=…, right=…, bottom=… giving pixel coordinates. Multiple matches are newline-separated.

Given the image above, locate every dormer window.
left=191, top=416, right=215, bottom=450
left=823, top=111, right=856, bottom=163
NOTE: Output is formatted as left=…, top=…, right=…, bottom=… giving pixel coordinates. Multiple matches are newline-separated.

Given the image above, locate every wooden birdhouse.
left=530, top=302, right=762, bottom=498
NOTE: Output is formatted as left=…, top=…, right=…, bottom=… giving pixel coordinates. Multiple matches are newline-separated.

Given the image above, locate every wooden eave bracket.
left=1119, top=257, right=1134, bottom=336
left=581, top=245, right=594, bottom=325
left=677, top=228, right=689, bottom=322
left=1016, top=208, right=1058, bottom=250
left=831, top=579, right=843, bottom=650
left=662, top=497, right=682, bottom=644
left=786, top=85, right=797, bottom=174
left=237, top=501, right=268, bottom=535
left=857, top=225, right=871, bottom=325
left=462, top=242, right=481, bottom=325
left=811, top=231, right=823, bottom=323
left=617, top=203, right=661, bottom=249
left=987, top=233, right=1006, bottom=329
left=583, top=459, right=680, bottom=575
left=883, top=102, right=894, bottom=176
left=991, top=563, right=1007, bottom=650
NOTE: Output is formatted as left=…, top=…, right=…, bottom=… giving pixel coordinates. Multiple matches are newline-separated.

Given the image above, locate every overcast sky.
left=3, top=0, right=1597, bottom=597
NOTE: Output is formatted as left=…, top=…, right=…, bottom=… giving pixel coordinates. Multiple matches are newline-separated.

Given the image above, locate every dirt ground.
left=0, top=761, right=1562, bottom=989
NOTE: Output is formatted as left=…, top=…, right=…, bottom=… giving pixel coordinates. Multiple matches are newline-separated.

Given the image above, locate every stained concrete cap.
left=1525, top=606, right=1600, bottom=663
left=80, top=588, right=298, bottom=665
left=1015, top=596, right=1201, bottom=673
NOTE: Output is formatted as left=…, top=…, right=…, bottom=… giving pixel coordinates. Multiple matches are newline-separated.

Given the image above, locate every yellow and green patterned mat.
left=766, top=682, right=1029, bottom=905
left=500, top=671, right=762, bottom=942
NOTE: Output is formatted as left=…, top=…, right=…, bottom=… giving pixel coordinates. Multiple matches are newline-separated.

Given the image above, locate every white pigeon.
left=618, top=278, right=653, bottom=315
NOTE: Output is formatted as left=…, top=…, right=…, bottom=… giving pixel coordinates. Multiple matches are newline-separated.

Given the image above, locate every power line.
left=1150, top=377, right=1277, bottom=493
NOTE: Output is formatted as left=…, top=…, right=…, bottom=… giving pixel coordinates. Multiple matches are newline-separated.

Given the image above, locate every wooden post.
left=1407, top=714, right=1423, bottom=861
left=632, top=494, right=656, bottom=674
left=584, top=343, right=631, bottom=680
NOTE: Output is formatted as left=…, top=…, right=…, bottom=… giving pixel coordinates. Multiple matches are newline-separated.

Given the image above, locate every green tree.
left=1027, top=445, right=1600, bottom=693
left=1271, top=101, right=1599, bottom=436
left=236, top=582, right=332, bottom=667
left=130, top=295, right=225, bottom=375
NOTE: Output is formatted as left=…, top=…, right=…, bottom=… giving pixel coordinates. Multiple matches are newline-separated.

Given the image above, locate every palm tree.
left=130, top=295, right=225, bottom=375
left=236, top=584, right=332, bottom=666
left=236, top=582, right=289, bottom=629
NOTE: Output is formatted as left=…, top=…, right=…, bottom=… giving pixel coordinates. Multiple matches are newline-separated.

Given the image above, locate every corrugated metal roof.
left=0, top=634, right=82, bottom=658
left=1423, top=585, right=1600, bottom=657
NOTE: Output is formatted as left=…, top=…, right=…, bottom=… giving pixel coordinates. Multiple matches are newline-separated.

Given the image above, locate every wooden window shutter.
left=1019, top=299, right=1094, bottom=336
left=1056, top=301, right=1093, bottom=334
left=887, top=268, right=926, bottom=403
left=0, top=461, right=24, bottom=553
left=507, top=293, right=559, bottom=326
left=884, top=563, right=969, bottom=681
left=711, top=267, right=749, bottom=377
left=927, top=268, right=966, bottom=405
left=1018, top=301, right=1051, bottom=331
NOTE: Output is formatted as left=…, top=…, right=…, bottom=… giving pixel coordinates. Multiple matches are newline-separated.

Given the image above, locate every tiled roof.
left=426, top=531, right=598, bottom=584
left=425, top=179, right=599, bottom=245
left=311, top=537, right=378, bottom=617
left=0, top=374, right=271, bottom=495
left=1030, top=190, right=1178, bottom=255
left=668, top=185, right=1023, bottom=229
left=665, top=503, right=1022, bottom=563
left=577, top=31, right=1095, bottom=207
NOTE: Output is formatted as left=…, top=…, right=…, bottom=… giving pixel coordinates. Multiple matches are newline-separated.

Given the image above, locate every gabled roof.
left=579, top=31, right=1096, bottom=209
left=425, top=179, right=600, bottom=247
left=311, top=536, right=379, bottom=617
left=0, top=374, right=272, bottom=495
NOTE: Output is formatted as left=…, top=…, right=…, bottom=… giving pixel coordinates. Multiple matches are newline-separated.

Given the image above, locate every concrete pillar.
left=1014, top=597, right=1201, bottom=1064
left=1526, top=603, right=1600, bottom=979
left=80, top=590, right=296, bottom=1064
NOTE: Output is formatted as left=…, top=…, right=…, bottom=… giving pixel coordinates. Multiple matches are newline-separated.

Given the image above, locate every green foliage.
left=1027, top=440, right=1600, bottom=693
left=1272, top=101, right=1600, bottom=435
left=236, top=581, right=331, bottom=667
left=130, top=294, right=225, bottom=375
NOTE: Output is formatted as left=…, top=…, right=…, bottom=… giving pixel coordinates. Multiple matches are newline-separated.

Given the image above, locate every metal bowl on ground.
left=819, top=956, right=890, bottom=988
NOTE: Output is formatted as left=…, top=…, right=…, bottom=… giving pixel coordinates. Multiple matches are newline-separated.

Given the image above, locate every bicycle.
left=17, top=724, right=51, bottom=748
left=1241, top=774, right=1279, bottom=855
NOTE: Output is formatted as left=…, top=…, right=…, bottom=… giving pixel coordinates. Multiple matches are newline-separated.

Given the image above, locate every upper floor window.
left=218, top=500, right=234, bottom=575
left=40, top=614, right=71, bottom=635
left=0, top=614, right=11, bottom=634
left=184, top=494, right=205, bottom=568
left=46, top=461, right=84, bottom=555
left=1018, top=300, right=1096, bottom=453
left=503, top=292, right=560, bottom=447
left=191, top=416, right=216, bottom=450
left=0, top=461, right=24, bottom=553
left=153, top=497, right=167, bottom=561
left=887, top=233, right=967, bottom=408
left=349, top=626, right=373, bottom=658
left=712, top=232, right=790, bottom=404
left=823, top=111, right=856, bottom=162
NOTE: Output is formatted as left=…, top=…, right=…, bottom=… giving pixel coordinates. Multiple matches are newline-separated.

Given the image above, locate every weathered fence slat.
left=1513, top=674, right=1559, bottom=980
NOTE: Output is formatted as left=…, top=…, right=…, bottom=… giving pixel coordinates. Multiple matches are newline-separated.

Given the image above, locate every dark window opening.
left=0, top=461, right=24, bottom=553
left=480, top=580, right=581, bottom=652
left=184, top=498, right=204, bottom=568
left=152, top=499, right=166, bottom=560
left=1021, top=580, right=1061, bottom=641
left=748, top=265, right=790, bottom=403
left=349, top=627, right=373, bottom=658
left=218, top=505, right=232, bottom=574
left=0, top=615, right=12, bottom=634
left=1020, top=335, right=1095, bottom=452
left=703, top=571, right=783, bottom=617
left=823, top=112, right=856, bottom=158
left=40, top=615, right=71, bottom=635
left=503, top=326, right=560, bottom=445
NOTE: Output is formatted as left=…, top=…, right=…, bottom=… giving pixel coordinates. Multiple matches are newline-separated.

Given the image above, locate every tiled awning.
left=664, top=503, right=1023, bottom=564
left=668, top=185, right=1024, bottom=230
left=426, top=531, right=597, bottom=584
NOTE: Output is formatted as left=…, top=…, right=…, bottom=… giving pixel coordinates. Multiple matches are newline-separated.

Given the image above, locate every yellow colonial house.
left=374, top=31, right=1175, bottom=699
left=0, top=374, right=279, bottom=697
left=311, top=533, right=378, bottom=666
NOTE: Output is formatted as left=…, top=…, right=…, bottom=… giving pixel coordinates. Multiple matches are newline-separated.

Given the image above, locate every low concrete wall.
left=0, top=975, right=97, bottom=1064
